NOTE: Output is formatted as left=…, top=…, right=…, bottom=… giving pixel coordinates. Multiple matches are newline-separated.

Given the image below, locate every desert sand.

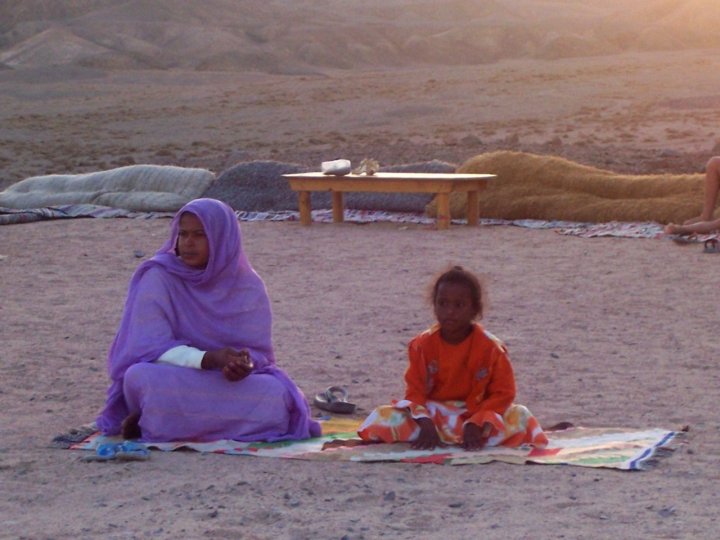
left=2, top=46, right=720, bottom=194
left=2, top=1, right=720, bottom=539
left=2, top=218, right=718, bottom=539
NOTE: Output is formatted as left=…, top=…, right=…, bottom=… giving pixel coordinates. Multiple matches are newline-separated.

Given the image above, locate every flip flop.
left=81, top=442, right=120, bottom=462
left=81, top=440, right=150, bottom=462
left=703, top=239, right=720, bottom=253
left=314, top=386, right=357, bottom=414
left=116, top=440, right=151, bottom=461
left=671, top=234, right=698, bottom=245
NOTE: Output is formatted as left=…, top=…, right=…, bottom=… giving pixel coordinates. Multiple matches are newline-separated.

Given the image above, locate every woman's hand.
left=411, top=417, right=444, bottom=450
left=202, top=348, right=254, bottom=381
left=222, top=349, right=254, bottom=381
left=462, top=422, right=492, bottom=451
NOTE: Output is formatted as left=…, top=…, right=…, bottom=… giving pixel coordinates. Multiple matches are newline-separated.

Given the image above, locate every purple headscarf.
left=97, top=198, right=319, bottom=439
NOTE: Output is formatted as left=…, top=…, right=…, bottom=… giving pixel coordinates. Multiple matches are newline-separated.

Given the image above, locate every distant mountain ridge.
left=0, top=0, right=115, bottom=33
left=1, top=0, right=718, bottom=74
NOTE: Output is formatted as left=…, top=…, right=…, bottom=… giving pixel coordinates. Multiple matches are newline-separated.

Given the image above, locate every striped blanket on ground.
left=4, top=204, right=716, bottom=242
left=0, top=204, right=173, bottom=225
left=66, top=419, right=679, bottom=471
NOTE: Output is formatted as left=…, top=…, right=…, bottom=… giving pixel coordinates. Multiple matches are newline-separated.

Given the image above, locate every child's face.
left=177, top=212, right=209, bottom=268
left=433, top=281, right=477, bottom=342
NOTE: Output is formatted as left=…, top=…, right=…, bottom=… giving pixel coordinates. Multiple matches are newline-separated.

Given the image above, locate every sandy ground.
left=2, top=44, right=720, bottom=540
left=2, top=49, right=720, bottom=194
left=1, top=217, right=719, bottom=539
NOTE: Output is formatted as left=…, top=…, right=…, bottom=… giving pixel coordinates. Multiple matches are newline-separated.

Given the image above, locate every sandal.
left=81, top=442, right=120, bottom=462
left=314, top=386, right=357, bottom=414
left=671, top=234, right=698, bottom=245
left=703, top=239, right=720, bottom=253
left=81, top=440, right=150, bottom=462
left=116, top=440, right=150, bottom=461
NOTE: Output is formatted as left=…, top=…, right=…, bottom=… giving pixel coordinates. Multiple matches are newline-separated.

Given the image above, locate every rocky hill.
left=0, top=0, right=718, bottom=74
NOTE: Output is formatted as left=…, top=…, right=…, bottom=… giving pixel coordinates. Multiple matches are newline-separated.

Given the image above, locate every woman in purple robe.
left=96, top=198, right=320, bottom=442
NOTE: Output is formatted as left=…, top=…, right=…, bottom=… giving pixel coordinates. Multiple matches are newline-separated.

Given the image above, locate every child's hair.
left=428, top=265, right=485, bottom=319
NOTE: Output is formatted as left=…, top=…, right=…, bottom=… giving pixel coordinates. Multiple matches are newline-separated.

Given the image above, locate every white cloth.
left=156, top=345, right=205, bottom=369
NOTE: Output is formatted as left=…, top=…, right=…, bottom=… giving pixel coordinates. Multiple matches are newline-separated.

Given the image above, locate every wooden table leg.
left=436, top=193, right=450, bottom=230
left=466, top=190, right=479, bottom=226
left=298, top=191, right=312, bottom=226
left=332, top=192, right=344, bottom=223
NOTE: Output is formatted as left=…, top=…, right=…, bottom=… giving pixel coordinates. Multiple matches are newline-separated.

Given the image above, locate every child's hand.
left=411, top=417, right=445, bottom=450
left=462, top=422, right=492, bottom=451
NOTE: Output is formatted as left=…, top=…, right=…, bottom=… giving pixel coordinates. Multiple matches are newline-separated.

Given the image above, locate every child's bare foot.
left=121, top=412, right=142, bottom=439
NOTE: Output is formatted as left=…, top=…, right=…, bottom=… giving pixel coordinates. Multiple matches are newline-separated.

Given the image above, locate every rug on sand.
left=3, top=204, right=716, bottom=243
left=64, top=417, right=680, bottom=471
left=0, top=204, right=174, bottom=225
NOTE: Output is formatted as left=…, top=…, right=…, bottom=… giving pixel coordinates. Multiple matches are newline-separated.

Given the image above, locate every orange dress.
left=358, top=323, right=548, bottom=448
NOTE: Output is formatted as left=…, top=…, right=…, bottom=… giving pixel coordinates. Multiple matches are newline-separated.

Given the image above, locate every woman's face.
left=177, top=212, right=209, bottom=268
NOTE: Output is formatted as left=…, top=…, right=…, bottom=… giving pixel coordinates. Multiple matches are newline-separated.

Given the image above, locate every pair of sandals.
left=313, top=386, right=357, bottom=414
left=83, top=440, right=150, bottom=462
left=703, top=238, right=720, bottom=253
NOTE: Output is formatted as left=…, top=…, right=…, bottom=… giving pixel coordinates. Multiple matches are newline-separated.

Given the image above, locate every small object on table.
left=353, top=158, right=379, bottom=175
left=321, top=159, right=352, bottom=176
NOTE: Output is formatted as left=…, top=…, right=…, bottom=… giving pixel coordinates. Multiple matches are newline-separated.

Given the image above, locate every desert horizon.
left=1, top=0, right=720, bottom=196
left=2, top=2, right=720, bottom=539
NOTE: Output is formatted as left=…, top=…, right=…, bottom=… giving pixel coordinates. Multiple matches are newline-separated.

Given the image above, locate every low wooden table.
left=283, top=172, right=497, bottom=230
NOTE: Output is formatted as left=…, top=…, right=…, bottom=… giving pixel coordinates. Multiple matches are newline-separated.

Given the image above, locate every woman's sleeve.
left=156, top=345, right=205, bottom=368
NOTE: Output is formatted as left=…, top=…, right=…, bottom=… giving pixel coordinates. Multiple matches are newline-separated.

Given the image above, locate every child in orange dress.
left=358, top=265, right=548, bottom=451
